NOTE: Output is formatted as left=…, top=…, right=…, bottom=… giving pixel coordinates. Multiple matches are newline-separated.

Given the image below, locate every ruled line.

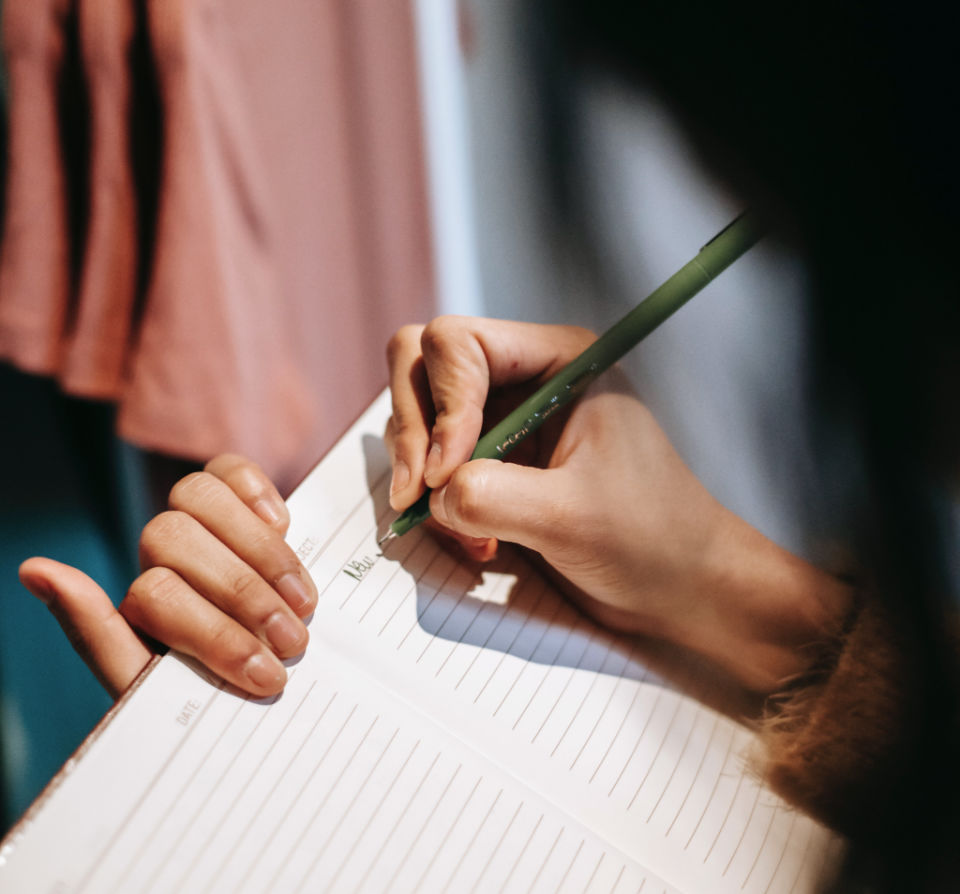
left=396, top=562, right=461, bottom=650
left=703, top=759, right=749, bottom=865
left=641, top=703, right=702, bottom=821
left=785, top=821, right=816, bottom=894
left=736, top=801, right=778, bottom=889
left=583, top=851, right=606, bottom=891
left=357, top=533, right=434, bottom=624
left=74, top=680, right=227, bottom=893
left=666, top=713, right=721, bottom=836
left=415, top=574, right=474, bottom=664
left=683, top=724, right=736, bottom=851
left=338, top=500, right=400, bottom=610
left=292, top=726, right=402, bottom=891
left=263, top=712, right=380, bottom=891
left=526, top=828, right=564, bottom=894
left=608, top=863, right=626, bottom=893
left=209, top=689, right=338, bottom=891
left=754, top=809, right=797, bottom=893
left=549, top=638, right=623, bottom=758
left=456, top=578, right=548, bottom=692
left=432, top=559, right=527, bottom=679
left=471, top=580, right=554, bottom=705
left=389, top=763, right=463, bottom=885
left=569, top=646, right=642, bottom=772
left=304, top=470, right=391, bottom=577
left=198, top=682, right=321, bottom=891
left=410, top=775, right=482, bottom=891
left=105, top=689, right=242, bottom=892
left=555, top=838, right=585, bottom=890
left=624, top=697, right=683, bottom=811
left=159, top=685, right=302, bottom=894
left=441, top=788, right=503, bottom=892
left=602, top=689, right=663, bottom=795
left=491, top=600, right=569, bottom=718
left=468, top=799, right=523, bottom=894
left=349, top=750, right=442, bottom=891
left=530, top=629, right=604, bottom=743
left=238, top=701, right=359, bottom=890
left=721, top=781, right=762, bottom=875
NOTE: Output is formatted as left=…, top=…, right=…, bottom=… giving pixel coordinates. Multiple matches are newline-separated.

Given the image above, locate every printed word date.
left=176, top=698, right=202, bottom=727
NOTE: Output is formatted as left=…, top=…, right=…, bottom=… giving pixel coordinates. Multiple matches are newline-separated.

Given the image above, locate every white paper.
left=0, top=390, right=843, bottom=893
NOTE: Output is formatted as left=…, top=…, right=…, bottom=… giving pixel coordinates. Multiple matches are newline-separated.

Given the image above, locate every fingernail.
left=243, top=652, right=286, bottom=690
left=467, top=537, right=499, bottom=563
left=277, top=572, right=315, bottom=614
left=430, top=483, right=449, bottom=525
left=424, top=441, right=442, bottom=483
left=390, top=460, right=410, bottom=496
left=253, top=498, right=285, bottom=528
left=264, top=611, right=307, bottom=653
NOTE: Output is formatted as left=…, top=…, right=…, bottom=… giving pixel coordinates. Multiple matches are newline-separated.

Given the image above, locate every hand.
left=19, top=455, right=317, bottom=699
left=385, top=316, right=853, bottom=694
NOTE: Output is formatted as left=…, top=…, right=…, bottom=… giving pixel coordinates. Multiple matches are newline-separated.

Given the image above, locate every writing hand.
left=385, top=316, right=852, bottom=694
left=19, top=455, right=316, bottom=699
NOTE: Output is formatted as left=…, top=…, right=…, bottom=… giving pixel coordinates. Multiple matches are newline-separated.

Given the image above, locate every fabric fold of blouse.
left=0, top=0, right=434, bottom=493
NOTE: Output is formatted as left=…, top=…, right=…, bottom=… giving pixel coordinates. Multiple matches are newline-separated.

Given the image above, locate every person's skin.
left=19, top=454, right=317, bottom=698
left=20, top=316, right=853, bottom=702
left=385, top=316, right=855, bottom=694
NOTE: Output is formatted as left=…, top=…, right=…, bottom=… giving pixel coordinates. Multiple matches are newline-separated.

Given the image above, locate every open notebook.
left=0, top=390, right=843, bottom=892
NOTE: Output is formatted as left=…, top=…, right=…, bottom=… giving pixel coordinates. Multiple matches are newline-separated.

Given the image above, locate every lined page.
left=0, top=391, right=843, bottom=893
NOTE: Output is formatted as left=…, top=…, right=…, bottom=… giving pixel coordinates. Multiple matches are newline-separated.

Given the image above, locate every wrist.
left=686, top=511, right=855, bottom=694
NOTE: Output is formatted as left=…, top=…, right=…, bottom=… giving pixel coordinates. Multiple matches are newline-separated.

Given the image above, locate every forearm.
left=679, top=510, right=857, bottom=695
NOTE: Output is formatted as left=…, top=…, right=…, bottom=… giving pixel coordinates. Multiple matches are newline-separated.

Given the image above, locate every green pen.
left=378, top=211, right=764, bottom=547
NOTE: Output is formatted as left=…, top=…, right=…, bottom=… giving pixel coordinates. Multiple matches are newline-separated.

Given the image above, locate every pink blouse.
left=0, top=0, right=434, bottom=493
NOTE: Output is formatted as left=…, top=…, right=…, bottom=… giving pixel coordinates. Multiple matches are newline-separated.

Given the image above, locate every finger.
left=203, top=454, right=290, bottom=534
left=167, top=471, right=317, bottom=617
left=19, top=557, right=153, bottom=699
left=429, top=459, right=575, bottom=555
left=423, top=520, right=500, bottom=565
left=418, top=317, right=595, bottom=488
left=138, top=511, right=309, bottom=659
left=385, top=324, right=433, bottom=510
left=122, top=566, right=287, bottom=697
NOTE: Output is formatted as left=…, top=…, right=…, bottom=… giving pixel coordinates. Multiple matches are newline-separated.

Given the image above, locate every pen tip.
left=377, top=530, right=397, bottom=548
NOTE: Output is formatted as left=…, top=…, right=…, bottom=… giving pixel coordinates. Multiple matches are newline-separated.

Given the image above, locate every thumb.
left=429, top=459, right=572, bottom=554
left=19, top=557, right=154, bottom=699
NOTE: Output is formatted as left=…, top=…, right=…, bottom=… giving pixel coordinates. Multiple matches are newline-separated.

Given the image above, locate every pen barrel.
left=386, top=211, right=762, bottom=539
left=388, top=489, right=433, bottom=538
left=471, top=212, right=763, bottom=462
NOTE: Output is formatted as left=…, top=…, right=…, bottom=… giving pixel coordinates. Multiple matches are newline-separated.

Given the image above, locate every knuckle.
left=139, top=511, right=192, bottom=564
left=567, top=325, right=596, bottom=345
left=386, top=325, right=423, bottom=363
left=390, top=408, right=419, bottom=439
left=250, top=529, right=297, bottom=572
left=246, top=525, right=278, bottom=554
left=206, top=455, right=271, bottom=498
left=168, top=470, right=219, bottom=510
left=124, top=566, right=182, bottom=617
left=388, top=404, right=429, bottom=449
left=419, top=315, right=459, bottom=355
left=228, top=568, right=267, bottom=606
left=203, top=452, right=248, bottom=474
left=446, top=465, right=486, bottom=525
left=204, top=620, right=247, bottom=660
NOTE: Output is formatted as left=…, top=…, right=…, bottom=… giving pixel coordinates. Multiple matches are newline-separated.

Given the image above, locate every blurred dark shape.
left=526, top=1, right=960, bottom=890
